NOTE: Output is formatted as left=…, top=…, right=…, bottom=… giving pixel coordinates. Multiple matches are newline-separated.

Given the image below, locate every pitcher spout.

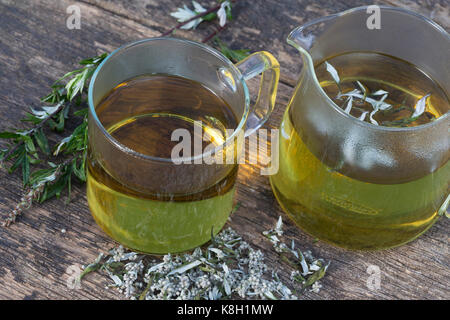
left=287, top=26, right=315, bottom=52
left=287, top=13, right=340, bottom=57
left=287, top=25, right=316, bottom=76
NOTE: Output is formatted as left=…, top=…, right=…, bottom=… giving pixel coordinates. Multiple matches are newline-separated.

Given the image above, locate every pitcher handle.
left=235, top=52, right=280, bottom=137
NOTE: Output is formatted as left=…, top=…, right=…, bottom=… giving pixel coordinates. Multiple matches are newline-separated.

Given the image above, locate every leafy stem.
left=202, top=24, right=228, bottom=43
left=1, top=101, right=65, bottom=167
left=2, top=156, right=78, bottom=227
left=213, top=37, right=250, bottom=62
left=164, top=0, right=236, bottom=37
left=163, top=3, right=223, bottom=36
left=1, top=54, right=106, bottom=226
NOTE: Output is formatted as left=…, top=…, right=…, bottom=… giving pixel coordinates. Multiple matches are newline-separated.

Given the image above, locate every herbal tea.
left=87, top=75, right=239, bottom=253
left=316, top=52, right=449, bottom=127
left=270, top=52, right=449, bottom=250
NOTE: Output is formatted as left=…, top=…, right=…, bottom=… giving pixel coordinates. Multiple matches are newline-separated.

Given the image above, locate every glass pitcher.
left=270, top=6, right=449, bottom=250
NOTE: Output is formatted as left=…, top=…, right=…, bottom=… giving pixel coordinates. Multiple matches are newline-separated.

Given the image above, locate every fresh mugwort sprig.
left=0, top=53, right=107, bottom=226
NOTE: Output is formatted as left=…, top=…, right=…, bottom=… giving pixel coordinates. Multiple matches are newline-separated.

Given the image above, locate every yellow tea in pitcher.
left=87, top=75, right=239, bottom=253
left=270, top=52, right=450, bottom=250
left=316, top=52, right=448, bottom=127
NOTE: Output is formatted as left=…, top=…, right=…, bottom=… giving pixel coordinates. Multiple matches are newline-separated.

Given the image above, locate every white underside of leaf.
left=325, top=61, right=340, bottom=85
left=412, top=93, right=431, bottom=118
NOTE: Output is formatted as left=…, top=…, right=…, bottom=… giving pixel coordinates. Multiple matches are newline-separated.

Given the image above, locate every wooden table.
left=0, top=0, right=448, bottom=300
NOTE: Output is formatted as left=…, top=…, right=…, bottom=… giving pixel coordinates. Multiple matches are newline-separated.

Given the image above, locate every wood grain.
left=0, top=0, right=448, bottom=300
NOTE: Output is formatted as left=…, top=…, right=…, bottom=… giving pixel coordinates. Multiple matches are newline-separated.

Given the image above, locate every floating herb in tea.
left=317, top=52, right=449, bottom=127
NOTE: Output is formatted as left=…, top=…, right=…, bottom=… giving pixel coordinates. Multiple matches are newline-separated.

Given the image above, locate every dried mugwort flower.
left=82, top=227, right=299, bottom=300
left=263, top=216, right=330, bottom=294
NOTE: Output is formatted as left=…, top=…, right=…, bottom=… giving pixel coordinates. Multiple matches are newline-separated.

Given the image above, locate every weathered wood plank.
left=0, top=0, right=448, bottom=300
left=78, top=0, right=450, bottom=85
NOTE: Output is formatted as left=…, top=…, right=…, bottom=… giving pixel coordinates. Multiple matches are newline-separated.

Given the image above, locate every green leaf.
left=1, top=52, right=108, bottom=208
left=51, top=53, right=105, bottom=103
left=65, top=65, right=97, bottom=102
left=53, top=68, right=85, bottom=86
left=0, top=131, right=23, bottom=139
left=34, top=128, right=50, bottom=155
left=74, top=94, right=83, bottom=106
left=22, top=154, right=30, bottom=186
left=230, top=202, right=241, bottom=215
left=202, top=12, right=217, bottom=21
left=28, top=157, right=41, bottom=165
left=29, top=167, right=58, bottom=187
left=66, top=172, right=72, bottom=204
left=214, top=38, right=250, bottom=63
left=63, top=103, right=71, bottom=119
left=5, top=145, right=22, bottom=162
left=39, top=164, right=73, bottom=202
left=72, top=156, right=87, bottom=182
left=24, top=136, right=38, bottom=158
left=303, top=262, right=329, bottom=288
left=79, top=53, right=108, bottom=66
left=65, top=70, right=87, bottom=101
left=225, top=3, right=233, bottom=20
left=381, top=116, right=419, bottom=127
left=74, top=108, right=88, bottom=117
left=48, top=108, right=67, bottom=132
left=8, top=145, right=26, bottom=174
left=41, top=86, right=65, bottom=104
left=21, top=113, right=43, bottom=125
left=48, top=161, right=57, bottom=168
left=56, top=120, right=88, bottom=155
left=79, top=262, right=102, bottom=281
left=227, top=49, right=250, bottom=62
left=79, top=253, right=105, bottom=281
left=139, top=279, right=153, bottom=300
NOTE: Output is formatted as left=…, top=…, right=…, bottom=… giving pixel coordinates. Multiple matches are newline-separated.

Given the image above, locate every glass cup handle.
left=235, top=52, right=280, bottom=137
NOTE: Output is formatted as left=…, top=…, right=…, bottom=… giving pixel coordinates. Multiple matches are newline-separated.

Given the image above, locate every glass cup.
left=87, top=37, right=279, bottom=254
left=270, top=6, right=449, bottom=250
